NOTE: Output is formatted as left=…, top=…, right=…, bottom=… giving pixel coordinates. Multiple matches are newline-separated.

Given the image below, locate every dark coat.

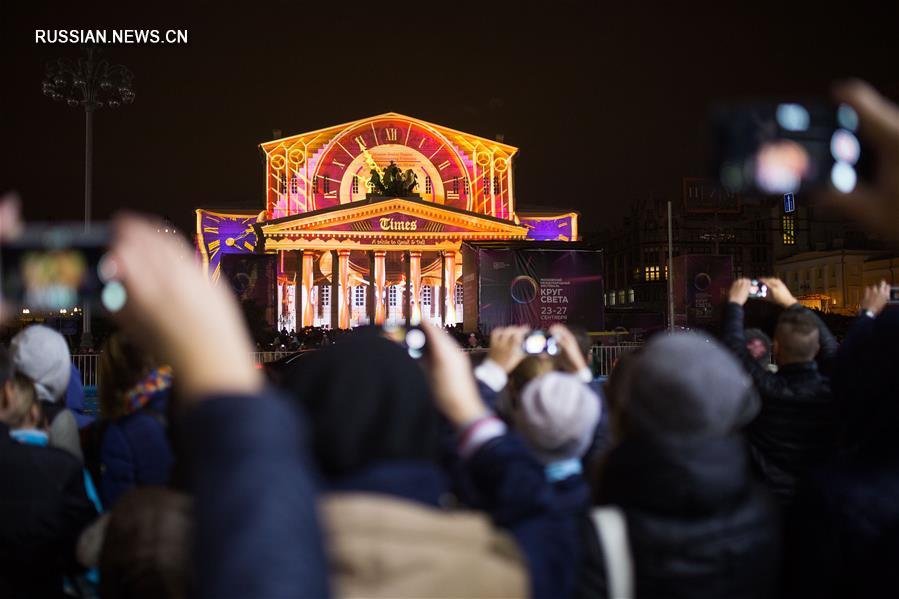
left=578, top=435, right=781, bottom=599
left=182, top=391, right=331, bottom=599
left=722, top=302, right=840, bottom=504
left=100, top=392, right=173, bottom=507
left=789, top=310, right=899, bottom=597
left=0, top=422, right=98, bottom=598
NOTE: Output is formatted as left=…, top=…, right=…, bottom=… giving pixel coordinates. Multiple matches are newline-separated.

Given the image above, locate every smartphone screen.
left=711, top=101, right=864, bottom=195
left=0, top=225, right=110, bottom=311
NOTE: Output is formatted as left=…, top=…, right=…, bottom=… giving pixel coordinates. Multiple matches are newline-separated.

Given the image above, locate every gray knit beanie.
left=513, top=372, right=601, bottom=464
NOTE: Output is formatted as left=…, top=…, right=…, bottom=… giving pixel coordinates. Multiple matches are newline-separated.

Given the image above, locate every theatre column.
left=409, top=250, right=422, bottom=325
left=300, top=250, right=315, bottom=327
left=372, top=251, right=387, bottom=325
left=337, top=249, right=351, bottom=329
left=443, top=250, right=457, bottom=326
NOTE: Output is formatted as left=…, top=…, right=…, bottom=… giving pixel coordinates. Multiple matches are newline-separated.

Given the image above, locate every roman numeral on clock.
left=384, top=128, right=398, bottom=141
left=437, top=160, right=451, bottom=171
left=354, top=136, right=366, bottom=151
left=332, top=159, right=346, bottom=168
left=324, top=191, right=338, bottom=199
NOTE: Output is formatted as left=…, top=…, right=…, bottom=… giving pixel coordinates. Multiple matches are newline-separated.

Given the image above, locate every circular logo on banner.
left=510, top=275, right=539, bottom=304
left=694, top=272, right=712, bottom=291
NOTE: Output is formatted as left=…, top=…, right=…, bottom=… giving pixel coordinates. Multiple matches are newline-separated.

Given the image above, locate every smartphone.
left=384, top=324, right=427, bottom=359
left=889, top=286, right=899, bottom=305
left=522, top=330, right=559, bottom=356
left=748, top=279, right=768, bottom=299
left=0, top=224, right=124, bottom=312
left=711, top=101, right=866, bottom=195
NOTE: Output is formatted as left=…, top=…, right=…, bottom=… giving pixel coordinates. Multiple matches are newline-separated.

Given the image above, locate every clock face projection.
left=265, top=114, right=515, bottom=222
left=197, top=210, right=260, bottom=280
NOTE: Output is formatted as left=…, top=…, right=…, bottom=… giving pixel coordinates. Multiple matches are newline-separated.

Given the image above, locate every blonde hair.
left=6, top=373, right=41, bottom=429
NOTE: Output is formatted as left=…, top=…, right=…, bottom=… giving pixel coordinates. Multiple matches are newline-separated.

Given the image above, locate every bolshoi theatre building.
left=196, top=113, right=579, bottom=331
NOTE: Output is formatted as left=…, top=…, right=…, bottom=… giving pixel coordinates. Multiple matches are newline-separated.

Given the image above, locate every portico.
left=259, top=196, right=529, bottom=329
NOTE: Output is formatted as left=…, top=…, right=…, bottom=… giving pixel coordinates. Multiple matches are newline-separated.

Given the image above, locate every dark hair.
left=99, top=332, right=157, bottom=420
left=775, top=310, right=820, bottom=362
left=0, top=345, right=12, bottom=386
left=744, top=328, right=772, bottom=361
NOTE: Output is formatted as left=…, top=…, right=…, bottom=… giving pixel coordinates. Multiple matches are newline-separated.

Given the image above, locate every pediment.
left=259, top=198, right=528, bottom=237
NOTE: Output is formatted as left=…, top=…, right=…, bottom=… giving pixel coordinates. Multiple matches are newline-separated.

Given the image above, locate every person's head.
left=467, top=333, right=479, bottom=347
left=0, top=346, right=43, bottom=430
left=283, top=328, right=442, bottom=481
left=99, top=488, right=193, bottom=599
left=744, top=328, right=773, bottom=364
left=772, top=310, right=820, bottom=366
left=99, top=332, right=157, bottom=420
left=510, top=372, right=600, bottom=464
left=611, top=333, right=758, bottom=440
left=10, top=325, right=71, bottom=403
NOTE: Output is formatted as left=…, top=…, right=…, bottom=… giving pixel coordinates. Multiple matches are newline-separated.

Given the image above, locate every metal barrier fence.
left=71, top=354, right=101, bottom=387
left=73, top=344, right=644, bottom=387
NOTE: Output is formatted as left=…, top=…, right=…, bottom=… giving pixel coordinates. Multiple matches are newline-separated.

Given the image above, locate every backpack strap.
left=591, top=506, right=634, bottom=599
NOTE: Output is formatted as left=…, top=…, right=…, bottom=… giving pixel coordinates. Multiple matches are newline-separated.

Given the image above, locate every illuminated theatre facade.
left=196, top=113, right=578, bottom=330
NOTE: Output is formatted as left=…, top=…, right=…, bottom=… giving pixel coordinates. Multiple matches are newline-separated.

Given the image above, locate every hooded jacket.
left=578, top=435, right=781, bottom=599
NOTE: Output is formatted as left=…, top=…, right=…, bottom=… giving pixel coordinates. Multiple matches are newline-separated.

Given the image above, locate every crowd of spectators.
left=0, top=80, right=898, bottom=598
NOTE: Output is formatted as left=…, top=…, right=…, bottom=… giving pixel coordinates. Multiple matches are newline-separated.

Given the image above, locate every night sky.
left=3, top=1, right=898, bottom=236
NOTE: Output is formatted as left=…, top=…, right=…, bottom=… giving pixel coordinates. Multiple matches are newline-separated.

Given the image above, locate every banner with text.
left=477, top=248, right=604, bottom=332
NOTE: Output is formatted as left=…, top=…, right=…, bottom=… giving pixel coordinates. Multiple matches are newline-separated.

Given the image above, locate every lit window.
left=608, top=292, right=616, bottom=306
left=352, top=176, right=359, bottom=194
left=628, top=289, right=635, bottom=303
left=354, top=286, right=366, bottom=307
left=389, top=286, right=398, bottom=307
left=644, top=266, right=661, bottom=281
left=782, top=215, right=796, bottom=245
left=422, top=286, right=432, bottom=305
left=455, top=283, right=464, bottom=305
left=425, top=176, right=432, bottom=194
left=618, top=290, right=625, bottom=304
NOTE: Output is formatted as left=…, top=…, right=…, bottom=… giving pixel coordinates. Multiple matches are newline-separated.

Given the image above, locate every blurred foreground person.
left=0, top=346, right=98, bottom=598
left=789, top=282, right=899, bottom=597
left=94, top=332, right=174, bottom=507
left=98, top=487, right=193, bottom=599
left=10, top=325, right=84, bottom=461
left=579, top=334, right=779, bottom=599
left=724, top=278, right=839, bottom=506
left=283, top=329, right=527, bottom=598
left=104, top=214, right=331, bottom=599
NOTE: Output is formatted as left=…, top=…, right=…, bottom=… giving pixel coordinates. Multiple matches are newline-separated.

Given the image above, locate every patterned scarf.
left=124, top=366, right=173, bottom=414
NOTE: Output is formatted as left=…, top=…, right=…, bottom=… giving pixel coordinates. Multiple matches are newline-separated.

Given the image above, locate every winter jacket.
left=100, top=391, right=173, bottom=507
left=0, top=422, right=98, bottom=598
left=65, top=363, right=94, bottom=429
left=788, top=310, right=899, bottom=597
left=577, top=434, right=781, bottom=599
left=722, top=302, right=840, bottom=504
left=181, top=390, right=331, bottom=599
left=322, top=493, right=527, bottom=598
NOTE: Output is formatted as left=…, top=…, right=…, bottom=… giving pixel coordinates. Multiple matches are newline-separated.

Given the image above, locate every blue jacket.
left=467, top=433, right=584, bottom=599
left=182, top=390, right=330, bottom=599
left=65, top=364, right=94, bottom=429
left=100, top=392, right=173, bottom=507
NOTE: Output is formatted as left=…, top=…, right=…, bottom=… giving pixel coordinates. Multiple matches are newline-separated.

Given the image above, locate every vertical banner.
left=220, top=254, right=278, bottom=328
left=476, top=247, right=604, bottom=333
left=672, top=254, right=734, bottom=329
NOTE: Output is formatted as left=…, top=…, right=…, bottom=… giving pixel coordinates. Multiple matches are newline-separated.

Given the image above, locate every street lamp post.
left=42, top=46, right=134, bottom=346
